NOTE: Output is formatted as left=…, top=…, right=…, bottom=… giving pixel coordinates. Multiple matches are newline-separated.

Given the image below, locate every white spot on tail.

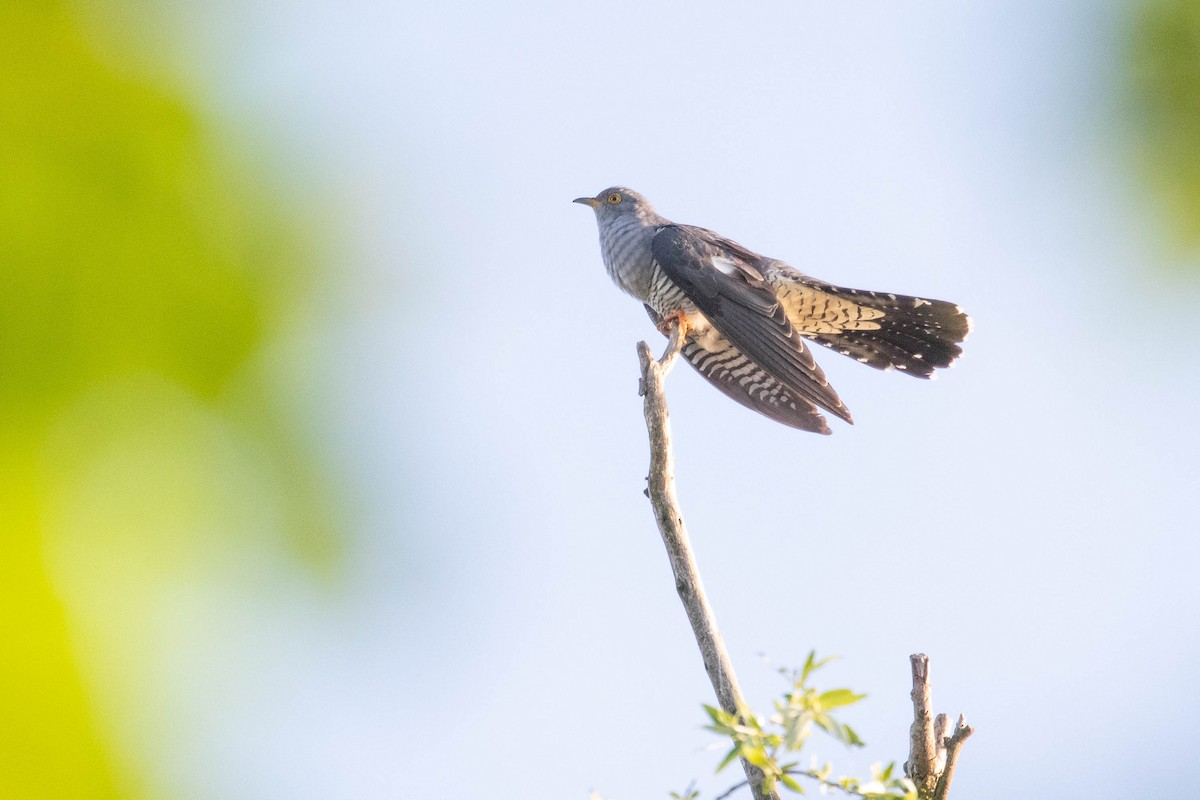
left=913, top=298, right=931, bottom=308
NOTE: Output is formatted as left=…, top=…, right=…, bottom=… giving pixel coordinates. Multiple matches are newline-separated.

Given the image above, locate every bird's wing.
left=650, top=225, right=852, bottom=425
left=644, top=304, right=834, bottom=433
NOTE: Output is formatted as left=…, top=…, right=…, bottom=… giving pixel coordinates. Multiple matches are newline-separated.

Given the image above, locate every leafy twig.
left=704, top=655, right=914, bottom=799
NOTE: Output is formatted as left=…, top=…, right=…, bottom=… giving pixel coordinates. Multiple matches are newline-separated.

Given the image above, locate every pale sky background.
left=70, top=1, right=1200, bottom=798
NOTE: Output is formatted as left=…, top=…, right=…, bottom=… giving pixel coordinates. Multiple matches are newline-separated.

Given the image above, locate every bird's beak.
left=573, top=196, right=601, bottom=208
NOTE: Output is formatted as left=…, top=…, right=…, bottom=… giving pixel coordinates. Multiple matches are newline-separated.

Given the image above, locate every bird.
left=575, top=187, right=971, bottom=434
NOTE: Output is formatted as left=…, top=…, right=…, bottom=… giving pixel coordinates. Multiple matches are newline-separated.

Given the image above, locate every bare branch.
left=905, top=654, right=938, bottom=795
left=905, top=654, right=973, bottom=800
left=933, top=713, right=951, bottom=777
left=711, top=777, right=751, bottom=800
left=637, top=331, right=779, bottom=800
left=933, top=716, right=975, bottom=800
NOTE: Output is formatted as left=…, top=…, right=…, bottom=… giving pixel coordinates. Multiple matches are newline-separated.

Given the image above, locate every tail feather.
left=797, top=281, right=971, bottom=378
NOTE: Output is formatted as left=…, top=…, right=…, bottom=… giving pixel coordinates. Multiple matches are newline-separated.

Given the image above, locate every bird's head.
left=573, top=187, right=654, bottom=222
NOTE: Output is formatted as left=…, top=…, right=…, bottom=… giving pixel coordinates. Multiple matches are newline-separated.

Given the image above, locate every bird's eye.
left=607, top=193, right=622, bottom=205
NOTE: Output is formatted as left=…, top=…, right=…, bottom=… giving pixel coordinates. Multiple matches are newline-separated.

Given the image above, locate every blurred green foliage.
left=1128, top=0, right=1200, bottom=252
left=0, top=2, right=341, bottom=797
left=700, top=653, right=915, bottom=799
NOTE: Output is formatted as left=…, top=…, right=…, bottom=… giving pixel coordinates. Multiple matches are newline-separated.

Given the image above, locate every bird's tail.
left=796, top=280, right=971, bottom=378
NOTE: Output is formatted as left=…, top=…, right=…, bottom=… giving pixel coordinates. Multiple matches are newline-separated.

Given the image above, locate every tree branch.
left=636, top=330, right=779, bottom=800
left=906, top=654, right=938, bottom=795
left=905, top=654, right=973, bottom=800
left=933, top=715, right=974, bottom=800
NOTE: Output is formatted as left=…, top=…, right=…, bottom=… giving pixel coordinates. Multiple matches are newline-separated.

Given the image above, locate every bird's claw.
left=656, top=310, right=690, bottom=338
left=656, top=311, right=688, bottom=371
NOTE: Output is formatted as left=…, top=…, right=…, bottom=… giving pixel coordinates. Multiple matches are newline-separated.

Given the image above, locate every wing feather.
left=650, top=225, right=852, bottom=425
left=644, top=305, right=831, bottom=432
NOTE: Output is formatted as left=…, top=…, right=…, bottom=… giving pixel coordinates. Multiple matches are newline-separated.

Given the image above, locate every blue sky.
left=66, top=2, right=1200, bottom=798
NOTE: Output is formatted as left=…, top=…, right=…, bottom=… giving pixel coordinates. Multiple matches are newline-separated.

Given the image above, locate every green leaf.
left=780, top=773, right=805, bottom=793
left=781, top=716, right=812, bottom=751
left=810, top=711, right=865, bottom=748
left=816, top=689, right=866, bottom=710
left=741, top=744, right=772, bottom=768
left=799, top=651, right=837, bottom=685
left=715, top=745, right=741, bottom=773
left=703, top=704, right=738, bottom=735
left=703, top=704, right=731, bottom=724
left=840, top=723, right=865, bottom=748
left=799, top=650, right=817, bottom=683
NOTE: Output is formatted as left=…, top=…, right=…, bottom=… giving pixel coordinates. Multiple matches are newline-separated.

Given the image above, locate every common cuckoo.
left=575, top=187, right=971, bottom=434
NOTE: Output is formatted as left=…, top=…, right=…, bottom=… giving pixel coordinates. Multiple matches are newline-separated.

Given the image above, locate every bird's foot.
left=656, top=309, right=690, bottom=338
left=656, top=311, right=688, bottom=372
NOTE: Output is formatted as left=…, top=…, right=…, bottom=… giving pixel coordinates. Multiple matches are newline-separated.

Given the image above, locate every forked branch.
left=905, top=654, right=974, bottom=800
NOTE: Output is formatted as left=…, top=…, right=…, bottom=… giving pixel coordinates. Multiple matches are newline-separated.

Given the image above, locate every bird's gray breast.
left=599, top=216, right=658, bottom=302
